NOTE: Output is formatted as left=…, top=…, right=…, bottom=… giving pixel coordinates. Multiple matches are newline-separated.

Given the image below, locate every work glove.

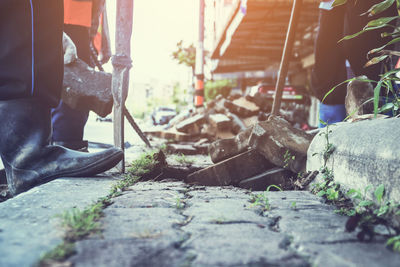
left=63, top=32, right=78, bottom=65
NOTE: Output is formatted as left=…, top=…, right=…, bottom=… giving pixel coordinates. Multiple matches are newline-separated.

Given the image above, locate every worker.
left=312, top=0, right=397, bottom=127
left=51, top=0, right=98, bottom=151
left=0, top=0, right=123, bottom=196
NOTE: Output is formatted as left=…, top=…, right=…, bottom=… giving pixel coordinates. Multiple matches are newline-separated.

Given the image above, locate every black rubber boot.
left=0, top=98, right=123, bottom=196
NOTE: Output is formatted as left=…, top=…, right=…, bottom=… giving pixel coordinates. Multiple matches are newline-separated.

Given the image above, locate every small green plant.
left=175, top=197, right=185, bottom=210
left=283, top=150, right=295, bottom=169
left=387, top=235, right=400, bottom=252
left=175, top=153, right=194, bottom=165
left=290, top=201, right=297, bottom=210
left=60, top=202, right=104, bottom=241
left=39, top=242, right=76, bottom=264
left=250, top=185, right=282, bottom=211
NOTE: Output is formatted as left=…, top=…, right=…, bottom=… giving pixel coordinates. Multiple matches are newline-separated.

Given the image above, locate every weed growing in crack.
left=38, top=150, right=162, bottom=265
left=283, top=150, right=295, bottom=169
left=60, top=202, right=104, bottom=241
left=249, top=185, right=282, bottom=211
left=174, top=153, right=194, bottom=165
left=175, top=197, right=185, bottom=210
left=290, top=201, right=297, bottom=210
left=39, top=242, right=76, bottom=263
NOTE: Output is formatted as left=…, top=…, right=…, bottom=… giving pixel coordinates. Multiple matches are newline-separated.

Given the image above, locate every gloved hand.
left=63, top=32, right=78, bottom=65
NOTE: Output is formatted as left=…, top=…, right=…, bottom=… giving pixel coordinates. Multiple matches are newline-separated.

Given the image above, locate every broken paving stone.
left=249, top=116, right=314, bottom=173
left=242, top=115, right=259, bottom=128
left=224, top=97, right=260, bottom=118
left=227, top=112, right=247, bottom=134
left=185, top=149, right=274, bottom=186
left=145, top=129, right=196, bottom=142
left=208, top=113, right=232, bottom=131
left=63, top=58, right=112, bottom=117
left=176, top=114, right=205, bottom=134
left=166, top=144, right=198, bottom=155
left=209, top=126, right=253, bottom=163
left=238, top=167, right=294, bottom=191
left=246, top=93, right=273, bottom=112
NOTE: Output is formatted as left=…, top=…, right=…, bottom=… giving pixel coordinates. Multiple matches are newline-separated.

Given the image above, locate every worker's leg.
left=52, top=24, right=91, bottom=151
left=311, top=5, right=348, bottom=126
left=0, top=0, right=122, bottom=196
left=344, top=0, right=397, bottom=82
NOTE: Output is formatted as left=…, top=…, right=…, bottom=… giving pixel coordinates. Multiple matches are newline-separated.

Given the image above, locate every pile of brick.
left=145, top=94, right=315, bottom=190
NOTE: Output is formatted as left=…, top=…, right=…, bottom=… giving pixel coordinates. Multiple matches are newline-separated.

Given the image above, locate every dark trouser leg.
left=52, top=25, right=91, bottom=148
left=0, top=1, right=123, bottom=195
left=344, top=0, right=397, bottom=82
left=311, top=6, right=347, bottom=105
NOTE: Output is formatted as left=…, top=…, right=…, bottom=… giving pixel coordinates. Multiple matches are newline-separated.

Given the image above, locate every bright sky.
left=106, top=0, right=197, bottom=84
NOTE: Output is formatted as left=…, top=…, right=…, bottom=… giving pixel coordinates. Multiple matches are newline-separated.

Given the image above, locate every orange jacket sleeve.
left=64, top=0, right=92, bottom=27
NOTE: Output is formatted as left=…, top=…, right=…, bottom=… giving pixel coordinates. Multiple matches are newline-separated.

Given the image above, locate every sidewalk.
left=1, top=116, right=400, bottom=266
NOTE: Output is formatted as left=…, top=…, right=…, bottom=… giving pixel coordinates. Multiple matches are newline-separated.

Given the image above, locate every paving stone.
left=176, top=114, right=205, bottom=134
left=207, top=113, right=231, bottom=131
left=63, top=58, right=113, bottom=117
left=307, top=117, right=400, bottom=203
left=238, top=167, right=294, bottom=191
left=209, top=126, right=253, bottom=163
left=249, top=116, right=314, bottom=173
left=0, top=177, right=116, bottom=267
left=166, top=144, right=198, bottom=155
left=185, top=149, right=274, bottom=186
left=242, top=115, right=259, bottom=128
left=145, top=128, right=197, bottom=142
left=224, top=97, right=260, bottom=118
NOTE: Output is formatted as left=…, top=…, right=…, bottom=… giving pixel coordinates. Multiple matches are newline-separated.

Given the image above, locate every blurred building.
left=208, top=0, right=319, bottom=88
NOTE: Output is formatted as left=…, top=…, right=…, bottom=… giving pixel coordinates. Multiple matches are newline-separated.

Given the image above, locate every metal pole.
left=271, top=0, right=303, bottom=115
left=112, top=0, right=134, bottom=172
left=194, top=0, right=205, bottom=108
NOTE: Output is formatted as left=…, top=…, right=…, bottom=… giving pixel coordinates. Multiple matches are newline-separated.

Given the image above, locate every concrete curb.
left=307, top=117, right=400, bottom=202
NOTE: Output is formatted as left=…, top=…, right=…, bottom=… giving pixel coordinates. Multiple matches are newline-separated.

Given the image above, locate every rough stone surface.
left=176, top=114, right=205, bottom=134
left=0, top=176, right=116, bottom=267
left=145, top=128, right=196, bottom=142
left=224, top=97, right=260, bottom=118
left=63, top=59, right=113, bottom=117
left=166, top=144, right=198, bottom=155
left=185, top=149, right=274, bottom=186
left=68, top=182, right=400, bottom=266
left=307, top=117, right=400, bottom=202
left=238, top=167, right=294, bottom=191
left=249, top=116, right=314, bottom=173
left=207, top=113, right=231, bottom=131
left=209, top=126, right=253, bottom=163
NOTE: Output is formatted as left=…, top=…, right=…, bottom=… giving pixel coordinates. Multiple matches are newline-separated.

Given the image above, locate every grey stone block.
left=63, top=59, right=113, bottom=117
left=249, top=116, right=314, bottom=173
left=176, top=114, right=205, bottom=134
left=307, top=117, right=400, bottom=202
left=185, top=149, right=274, bottom=186
left=208, top=126, right=253, bottom=163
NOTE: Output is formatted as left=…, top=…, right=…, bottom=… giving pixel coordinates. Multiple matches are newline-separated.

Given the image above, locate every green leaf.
left=374, top=81, right=383, bottom=117
left=367, top=16, right=398, bottom=27
left=369, top=37, right=400, bottom=55
left=318, top=190, right=326, bottom=197
left=379, top=102, right=395, bottom=113
left=358, top=200, right=375, bottom=207
left=332, top=0, right=347, bottom=7
left=374, top=184, right=385, bottom=204
left=340, top=24, right=394, bottom=42
left=363, top=0, right=395, bottom=17
left=364, top=55, right=388, bottom=67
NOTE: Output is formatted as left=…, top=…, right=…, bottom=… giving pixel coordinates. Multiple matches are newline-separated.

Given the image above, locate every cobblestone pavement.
left=67, top=181, right=400, bottom=267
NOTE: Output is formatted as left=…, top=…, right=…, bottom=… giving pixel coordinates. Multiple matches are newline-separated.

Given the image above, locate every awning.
left=211, top=0, right=320, bottom=74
